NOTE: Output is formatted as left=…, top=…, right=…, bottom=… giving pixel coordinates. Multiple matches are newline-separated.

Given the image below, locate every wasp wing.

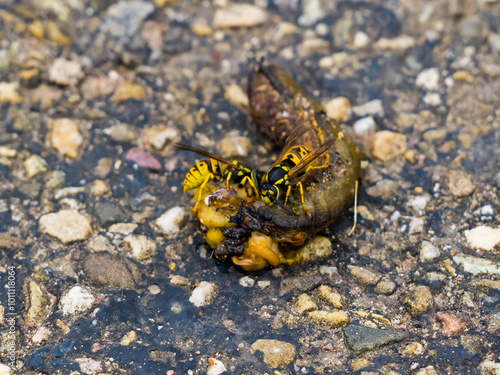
left=287, top=138, right=336, bottom=178
left=173, top=143, right=243, bottom=170
left=268, top=126, right=311, bottom=170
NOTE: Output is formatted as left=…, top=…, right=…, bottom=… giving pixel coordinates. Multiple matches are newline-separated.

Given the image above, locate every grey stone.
left=94, top=201, right=128, bottom=226
left=102, top=1, right=155, bottom=39
left=82, top=253, right=141, bottom=289
left=279, top=276, right=322, bottom=298
left=343, top=324, right=407, bottom=354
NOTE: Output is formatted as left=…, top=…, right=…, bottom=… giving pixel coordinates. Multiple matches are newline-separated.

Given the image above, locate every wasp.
left=257, top=126, right=336, bottom=216
left=173, top=143, right=259, bottom=211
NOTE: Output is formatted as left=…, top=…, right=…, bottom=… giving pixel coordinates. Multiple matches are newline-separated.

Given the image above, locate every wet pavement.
left=0, top=0, right=499, bottom=374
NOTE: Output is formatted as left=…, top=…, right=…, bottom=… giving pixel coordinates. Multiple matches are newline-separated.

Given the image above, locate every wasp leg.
left=296, top=182, right=311, bottom=216
left=283, top=185, right=292, bottom=206
left=225, top=171, right=232, bottom=190
left=240, top=175, right=259, bottom=196
left=194, top=173, right=214, bottom=211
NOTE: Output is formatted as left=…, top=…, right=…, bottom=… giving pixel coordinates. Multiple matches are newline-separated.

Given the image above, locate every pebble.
left=416, top=68, right=440, bottom=91
left=370, top=131, right=407, bottom=161
left=453, top=255, right=500, bottom=275
left=308, top=310, right=349, bottom=327
left=90, top=180, right=110, bottom=196
left=479, top=360, right=500, bottom=375
left=435, top=312, right=463, bottom=335
left=224, top=84, right=249, bottom=109
left=154, top=206, right=187, bottom=238
left=102, top=0, right=155, bottom=38
left=112, top=82, right=147, bottom=101
left=54, top=186, right=85, bottom=200
left=353, top=31, right=370, bottom=49
left=352, top=99, right=384, bottom=117
left=170, top=275, right=190, bottom=286
left=446, top=170, right=475, bottom=197
left=420, top=241, right=441, bottom=262
left=279, top=275, right=322, bottom=298
left=25, top=281, right=47, bottom=323
left=39, top=209, right=92, bottom=244
left=407, top=196, right=430, bottom=211
left=189, top=281, right=218, bottom=307
left=374, top=35, right=415, bottom=50
left=120, top=330, right=138, bottom=345
left=94, top=157, right=113, bottom=178
left=108, top=223, right=138, bottom=235
left=94, top=201, right=127, bottom=226
left=298, top=0, right=324, bottom=27
left=424, top=92, right=442, bottom=106
left=400, top=341, right=425, bottom=356
left=75, top=357, right=102, bottom=375
left=488, top=33, right=500, bottom=54
left=257, top=280, right=271, bottom=289
left=295, top=235, right=332, bottom=263
left=207, top=358, right=227, bottom=375
left=353, top=116, right=376, bottom=136
left=0, top=81, right=22, bottom=103
left=316, top=285, right=343, bottom=308
left=487, top=312, right=500, bottom=333
left=409, top=218, right=425, bottom=235
left=366, top=179, right=398, bottom=200
left=464, top=226, right=500, bottom=251
left=219, top=131, right=252, bottom=158
left=213, top=4, right=267, bottom=29
left=32, top=326, right=52, bottom=345
left=414, top=366, right=438, bottom=375
left=350, top=358, right=371, bottom=371
left=86, top=235, right=112, bottom=252
left=343, top=324, right=408, bottom=354
left=375, top=277, right=396, bottom=295
left=123, top=234, right=156, bottom=261
left=250, top=339, right=296, bottom=368
left=191, top=18, right=212, bottom=36
left=0, top=364, right=10, bottom=375
left=48, top=58, right=82, bottom=85
left=109, top=123, right=137, bottom=142
left=142, top=125, right=180, bottom=151
left=239, top=276, right=255, bottom=288
left=324, top=97, right=352, bottom=122
left=125, top=148, right=162, bottom=170
left=82, top=253, right=141, bottom=289
left=24, top=155, right=48, bottom=178
left=294, top=293, right=317, bottom=314
left=402, top=286, right=434, bottom=317
left=59, top=286, right=95, bottom=316
left=50, top=118, right=83, bottom=159
left=348, top=265, right=381, bottom=286
left=424, top=129, right=447, bottom=142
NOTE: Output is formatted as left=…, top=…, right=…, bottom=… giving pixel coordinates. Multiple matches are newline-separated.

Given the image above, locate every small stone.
left=123, top=234, right=156, bottom=261
left=279, top=275, right=322, bottom=297
left=453, top=255, right=500, bottom=275
left=125, top=148, right=162, bottom=170
left=54, top=186, right=85, bottom=200
left=446, top=170, right=475, bottom=197
left=414, top=366, right=438, bottom=375
left=357, top=205, right=374, bottom=220
left=94, top=201, right=128, bottom=226
left=213, top=4, right=267, bottom=29
left=250, top=340, right=295, bottom=368
left=294, top=293, right=317, bottom=314
left=219, top=131, right=252, bottom=158
left=488, top=33, right=500, bottom=54
left=423, top=92, right=442, bottom=106
left=24, top=155, right=48, bottom=178
left=370, top=131, right=407, bottom=162
left=343, top=324, right=408, bottom=354
left=239, top=276, right=255, bottom=288
left=257, top=280, right=271, bottom=289
left=25, top=281, right=47, bottom=323
left=59, top=286, right=95, bottom=316
left=366, top=179, right=398, bottom=200
left=189, top=281, right=218, bottom=307
left=109, top=123, right=137, bottom=142
left=50, top=118, right=83, bottom=159
left=295, top=236, right=332, bottom=263
left=0, top=364, right=11, bottom=375
left=207, top=358, right=227, bottom=375
left=479, top=359, right=500, bottom=375
left=353, top=31, right=370, bottom=48
left=424, top=129, right=447, bottom=142
left=75, top=358, right=102, bottom=375
left=192, top=18, right=212, bottom=36
left=416, top=68, right=440, bottom=91
left=112, top=81, right=147, bottom=101
left=32, top=327, right=51, bottom=345
left=352, top=99, right=384, bottom=117
left=324, top=97, right=352, bottom=122
left=90, top=180, right=110, bottom=196
left=154, top=207, right=187, bottom=238
left=49, top=58, right=82, bottom=85
left=353, top=116, right=376, bottom=136
left=435, top=312, right=463, bottom=335
left=142, top=125, right=180, bottom=151
left=407, top=196, right=430, bottom=211
left=409, top=218, right=425, bottom=235
left=420, top=241, right=441, bottom=261
left=402, top=286, right=434, bottom=317
left=225, top=84, right=249, bottom=109
left=82, top=253, right=141, bottom=289
left=86, top=235, right=112, bottom=252
left=170, top=275, right=190, bottom=286
left=487, top=312, right=500, bottom=333
left=46, top=21, right=71, bottom=45
left=316, top=285, right=343, bottom=308
left=374, top=35, right=415, bottom=50
left=464, top=226, right=500, bottom=252
left=348, top=265, right=381, bottom=286
left=120, top=330, right=138, bottom=345
left=0, top=82, right=22, bottom=103
left=350, top=358, right=371, bottom=371
left=95, top=157, right=113, bottom=178
left=39, top=209, right=92, bottom=244
left=102, top=1, right=155, bottom=38
left=375, top=277, right=396, bottom=295
left=108, top=223, right=138, bottom=235
left=309, top=310, right=349, bottom=327
left=298, top=0, right=324, bottom=26
left=400, top=341, right=425, bottom=356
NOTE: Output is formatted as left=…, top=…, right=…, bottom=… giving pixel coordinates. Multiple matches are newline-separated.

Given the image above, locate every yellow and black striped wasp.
left=257, top=126, right=336, bottom=216
left=173, top=143, right=259, bottom=211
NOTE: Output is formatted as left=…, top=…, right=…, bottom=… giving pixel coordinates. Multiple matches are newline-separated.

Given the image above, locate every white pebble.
left=464, top=226, right=500, bottom=252
left=60, top=286, right=95, bottom=316
left=189, top=281, right=218, bottom=307
left=407, top=196, right=430, bottom=211
left=409, top=218, right=425, bottom=234
left=353, top=116, right=376, bottom=135
left=154, top=206, right=187, bottom=238
left=420, top=241, right=441, bottom=262
left=207, top=358, right=227, bottom=375
left=416, top=68, right=440, bottom=91
left=239, top=276, right=255, bottom=288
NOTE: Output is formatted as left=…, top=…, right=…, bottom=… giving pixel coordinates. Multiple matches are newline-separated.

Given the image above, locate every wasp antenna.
left=269, top=194, right=292, bottom=213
